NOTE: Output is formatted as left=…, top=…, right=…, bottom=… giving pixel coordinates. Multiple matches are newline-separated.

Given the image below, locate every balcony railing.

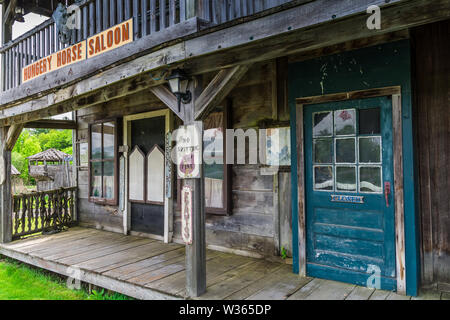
left=0, top=0, right=294, bottom=92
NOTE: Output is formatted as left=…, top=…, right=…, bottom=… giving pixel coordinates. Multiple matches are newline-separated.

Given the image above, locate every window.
left=89, top=120, right=118, bottom=204
left=176, top=102, right=232, bottom=215
left=312, top=108, right=382, bottom=194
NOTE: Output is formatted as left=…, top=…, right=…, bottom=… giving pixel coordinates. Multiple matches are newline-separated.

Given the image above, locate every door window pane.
left=313, top=138, right=332, bottom=164
left=335, top=138, right=356, bottom=163
left=359, top=108, right=380, bottom=134
left=336, top=166, right=356, bottom=192
left=314, top=166, right=333, bottom=191
left=359, top=137, right=381, bottom=163
left=359, top=166, right=382, bottom=193
left=334, top=109, right=356, bottom=135
left=313, top=112, right=333, bottom=137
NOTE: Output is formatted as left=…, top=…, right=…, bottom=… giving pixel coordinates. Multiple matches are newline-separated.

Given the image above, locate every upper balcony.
left=0, top=0, right=296, bottom=93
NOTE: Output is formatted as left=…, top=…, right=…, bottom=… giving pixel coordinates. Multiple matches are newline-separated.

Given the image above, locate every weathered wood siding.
left=174, top=61, right=291, bottom=258
left=412, top=20, right=450, bottom=291
left=75, top=92, right=165, bottom=233
left=75, top=61, right=291, bottom=258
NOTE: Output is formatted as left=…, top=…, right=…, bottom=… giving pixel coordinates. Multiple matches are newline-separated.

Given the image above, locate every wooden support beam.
left=0, top=73, right=166, bottom=126
left=5, top=123, right=23, bottom=151
left=23, top=119, right=77, bottom=130
left=184, top=81, right=206, bottom=297
left=0, top=126, right=12, bottom=243
left=3, top=0, right=17, bottom=26
left=194, top=65, right=250, bottom=120
left=149, top=86, right=185, bottom=121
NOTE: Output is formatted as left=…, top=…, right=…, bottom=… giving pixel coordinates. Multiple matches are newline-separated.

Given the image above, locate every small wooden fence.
left=12, top=187, right=77, bottom=240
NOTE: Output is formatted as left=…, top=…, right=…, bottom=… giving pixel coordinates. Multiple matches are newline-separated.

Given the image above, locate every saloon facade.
left=0, top=0, right=448, bottom=298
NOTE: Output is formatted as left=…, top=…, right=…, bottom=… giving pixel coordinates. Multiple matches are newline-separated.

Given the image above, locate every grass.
left=0, top=257, right=132, bottom=300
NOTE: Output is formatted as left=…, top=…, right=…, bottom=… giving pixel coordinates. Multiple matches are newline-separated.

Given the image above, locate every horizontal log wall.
left=413, top=20, right=450, bottom=292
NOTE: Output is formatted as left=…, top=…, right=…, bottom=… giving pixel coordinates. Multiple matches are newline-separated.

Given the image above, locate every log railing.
left=0, top=0, right=293, bottom=92
left=12, top=187, right=77, bottom=240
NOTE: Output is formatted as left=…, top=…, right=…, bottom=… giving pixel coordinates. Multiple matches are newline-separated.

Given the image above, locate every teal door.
left=304, top=96, right=396, bottom=290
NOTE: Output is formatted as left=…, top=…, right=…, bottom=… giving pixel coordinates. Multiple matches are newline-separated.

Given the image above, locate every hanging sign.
left=181, top=185, right=193, bottom=244
left=175, top=122, right=203, bottom=179
left=331, top=194, right=364, bottom=204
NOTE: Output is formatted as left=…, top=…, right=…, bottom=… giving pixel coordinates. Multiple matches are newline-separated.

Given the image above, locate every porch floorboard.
left=0, top=227, right=417, bottom=300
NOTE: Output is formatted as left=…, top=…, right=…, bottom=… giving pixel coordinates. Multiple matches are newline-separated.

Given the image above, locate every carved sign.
left=181, top=186, right=193, bottom=244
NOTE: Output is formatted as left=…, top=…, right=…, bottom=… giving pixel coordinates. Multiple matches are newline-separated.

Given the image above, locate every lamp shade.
left=166, top=69, right=189, bottom=95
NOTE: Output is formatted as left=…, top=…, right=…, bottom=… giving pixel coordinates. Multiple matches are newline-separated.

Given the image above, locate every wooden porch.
left=0, top=226, right=428, bottom=300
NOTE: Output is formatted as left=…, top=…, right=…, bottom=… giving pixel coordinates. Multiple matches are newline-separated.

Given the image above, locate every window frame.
left=88, top=118, right=119, bottom=205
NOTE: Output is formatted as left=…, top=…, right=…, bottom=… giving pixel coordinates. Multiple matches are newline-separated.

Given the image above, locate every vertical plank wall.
left=412, top=20, right=450, bottom=291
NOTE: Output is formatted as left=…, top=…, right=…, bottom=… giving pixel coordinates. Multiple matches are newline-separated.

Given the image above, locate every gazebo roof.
left=11, top=164, right=20, bottom=176
left=27, top=148, right=70, bottom=162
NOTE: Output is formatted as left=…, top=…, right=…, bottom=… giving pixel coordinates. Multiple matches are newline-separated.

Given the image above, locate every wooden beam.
left=295, top=103, right=306, bottom=276
left=3, top=0, right=17, bottom=25
left=194, top=65, right=250, bottom=120
left=149, top=86, right=185, bottom=120
left=0, top=126, right=12, bottom=243
left=0, top=17, right=201, bottom=108
left=183, top=82, right=206, bottom=297
left=24, top=120, right=77, bottom=130
left=5, top=123, right=23, bottom=151
left=0, top=72, right=166, bottom=126
left=392, top=94, right=406, bottom=295
left=184, top=0, right=449, bottom=75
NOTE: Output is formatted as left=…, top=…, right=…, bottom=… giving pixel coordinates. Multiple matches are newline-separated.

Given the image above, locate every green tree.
left=38, top=130, right=73, bottom=153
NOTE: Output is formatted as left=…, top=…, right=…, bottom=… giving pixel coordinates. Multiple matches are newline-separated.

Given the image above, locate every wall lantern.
left=166, top=68, right=192, bottom=112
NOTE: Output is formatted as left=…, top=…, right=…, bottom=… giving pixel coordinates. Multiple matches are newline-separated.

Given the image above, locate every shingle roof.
left=27, top=148, right=70, bottom=162
left=11, top=164, right=20, bottom=175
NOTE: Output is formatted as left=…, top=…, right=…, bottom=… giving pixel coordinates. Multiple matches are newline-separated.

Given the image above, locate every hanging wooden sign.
left=181, top=185, right=193, bottom=244
left=175, top=122, right=203, bottom=179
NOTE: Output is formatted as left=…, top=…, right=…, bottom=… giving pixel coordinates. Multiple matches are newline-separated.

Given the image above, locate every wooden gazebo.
left=27, top=148, right=72, bottom=191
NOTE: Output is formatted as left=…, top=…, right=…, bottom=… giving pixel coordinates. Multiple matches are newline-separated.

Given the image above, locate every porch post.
left=184, top=81, right=206, bottom=297
left=0, top=126, right=12, bottom=243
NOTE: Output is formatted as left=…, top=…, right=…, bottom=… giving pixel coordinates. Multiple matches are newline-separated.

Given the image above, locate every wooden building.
left=0, top=0, right=449, bottom=298
left=10, top=164, right=22, bottom=194
left=27, top=148, right=73, bottom=191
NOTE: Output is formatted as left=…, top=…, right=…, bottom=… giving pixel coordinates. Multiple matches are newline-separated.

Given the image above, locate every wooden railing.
left=0, top=0, right=293, bottom=92
left=12, top=187, right=77, bottom=240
